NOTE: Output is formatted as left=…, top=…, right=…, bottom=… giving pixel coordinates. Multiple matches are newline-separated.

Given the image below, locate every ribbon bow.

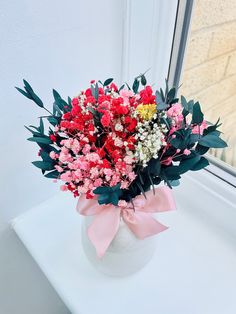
left=77, top=186, right=176, bottom=258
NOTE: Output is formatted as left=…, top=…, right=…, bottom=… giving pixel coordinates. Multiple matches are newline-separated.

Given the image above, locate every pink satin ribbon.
left=76, top=186, right=176, bottom=258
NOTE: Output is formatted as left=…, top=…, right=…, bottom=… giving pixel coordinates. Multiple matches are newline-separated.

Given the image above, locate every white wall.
left=0, top=1, right=124, bottom=313
left=0, top=0, right=178, bottom=313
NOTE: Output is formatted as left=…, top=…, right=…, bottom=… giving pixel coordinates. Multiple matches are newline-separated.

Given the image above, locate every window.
left=168, top=0, right=236, bottom=185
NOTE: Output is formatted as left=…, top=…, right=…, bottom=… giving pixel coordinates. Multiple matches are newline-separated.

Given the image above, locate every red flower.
left=101, top=112, right=111, bottom=127
left=139, top=85, right=155, bottom=104
left=85, top=96, right=96, bottom=105
left=97, top=148, right=106, bottom=158
left=63, top=112, right=71, bottom=120
left=71, top=105, right=81, bottom=117
left=88, top=123, right=95, bottom=132
left=102, top=159, right=111, bottom=168
left=49, top=134, right=57, bottom=142
left=85, top=88, right=92, bottom=97
left=110, top=83, right=118, bottom=92
left=72, top=97, right=79, bottom=106
left=86, top=191, right=94, bottom=199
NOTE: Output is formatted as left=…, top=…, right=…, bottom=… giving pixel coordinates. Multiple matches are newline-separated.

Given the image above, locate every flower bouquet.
left=17, top=74, right=227, bottom=274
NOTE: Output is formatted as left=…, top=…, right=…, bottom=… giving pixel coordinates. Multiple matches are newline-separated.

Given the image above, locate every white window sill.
left=12, top=170, right=236, bottom=314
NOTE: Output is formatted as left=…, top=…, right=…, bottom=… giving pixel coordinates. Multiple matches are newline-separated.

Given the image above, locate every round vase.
left=81, top=216, right=157, bottom=277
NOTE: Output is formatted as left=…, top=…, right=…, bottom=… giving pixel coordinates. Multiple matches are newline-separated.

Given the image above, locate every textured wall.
left=180, top=0, right=236, bottom=166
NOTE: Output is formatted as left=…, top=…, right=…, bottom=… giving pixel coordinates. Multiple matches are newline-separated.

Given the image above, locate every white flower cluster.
left=134, top=120, right=167, bottom=167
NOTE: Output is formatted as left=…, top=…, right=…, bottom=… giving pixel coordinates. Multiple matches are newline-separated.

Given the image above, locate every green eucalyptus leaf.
left=32, top=161, right=54, bottom=170
left=104, top=78, right=113, bottom=86
left=28, top=137, right=52, bottom=144
left=15, top=87, right=32, bottom=99
left=195, top=143, right=210, bottom=155
left=178, top=155, right=201, bottom=174
left=118, top=84, right=125, bottom=92
left=24, top=125, right=41, bottom=136
left=132, top=79, right=139, bottom=94
left=47, top=116, right=59, bottom=126
left=192, top=102, right=204, bottom=124
left=167, top=87, right=176, bottom=103
left=169, top=179, right=180, bottom=187
left=39, top=117, right=44, bottom=133
left=23, top=79, right=34, bottom=93
left=191, top=157, right=209, bottom=171
left=156, top=102, right=168, bottom=110
left=141, top=75, right=147, bottom=86
left=44, top=170, right=60, bottom=178
left=199, top=133, right=227, bottom=148
left=181, top=95, right=188, bottom=110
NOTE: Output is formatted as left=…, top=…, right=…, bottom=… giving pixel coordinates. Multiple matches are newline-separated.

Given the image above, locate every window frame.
left=168, top=0, right=236, bottom=186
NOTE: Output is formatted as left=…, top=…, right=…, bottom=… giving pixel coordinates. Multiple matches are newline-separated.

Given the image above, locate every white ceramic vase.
left=81, top=216, right=157, bottom=277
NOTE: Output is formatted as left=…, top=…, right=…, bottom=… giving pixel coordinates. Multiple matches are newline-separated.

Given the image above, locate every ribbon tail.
left=123, top=211, right=168, bottom=240
left=87, top=207, right=121, bottom=258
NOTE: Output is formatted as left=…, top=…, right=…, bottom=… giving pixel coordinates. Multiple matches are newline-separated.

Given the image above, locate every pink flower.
left=118, top=200, right=128, bottom=207
left=86, top=152, right=100, bottom=162
left=94, top=178, right=103, bottom=187
left=128, top=172, right=136, bottom=181
left=167, top=103, right=183, bottom=127
left=60, top=185, right=68, bottom=191
left=71, top=139, right=81, bottom=154
left=161, top=157, right=172, bottom=165
left=124, top=156, right=134, bottom=164
left=120, top=89, right=134, bottom=105
left=167, top=103, right=182, bottom=117
left=90, top=167, right=99, bottom=179
left=121, top=181, right=129, bottom=189
left=55, top=165, right=63, bottom=173
left=60, top=171, right=72, bottom=182
left=49, top=151, right=57, bottom=160
left=104, top=168, right=113, bottom=177
left=192, top=120, right=207, bottom=135
left=82, top=144, right=91, bottom=154
left=183, top=149, right=191, bottom=155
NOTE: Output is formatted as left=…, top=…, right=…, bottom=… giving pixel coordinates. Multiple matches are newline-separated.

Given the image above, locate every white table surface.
left=12, top=184, right=236, bottom=314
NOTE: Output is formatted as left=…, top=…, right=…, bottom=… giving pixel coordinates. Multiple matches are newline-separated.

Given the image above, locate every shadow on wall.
left=0, top=226, right=69, bottom=314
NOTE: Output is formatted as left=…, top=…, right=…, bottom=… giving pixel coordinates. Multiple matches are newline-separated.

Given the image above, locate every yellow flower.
left=136, top=103, right=157, bottom=120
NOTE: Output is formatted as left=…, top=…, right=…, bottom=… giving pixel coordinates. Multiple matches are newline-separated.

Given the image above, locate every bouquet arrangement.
left=17, top=74, right=227, bottom=256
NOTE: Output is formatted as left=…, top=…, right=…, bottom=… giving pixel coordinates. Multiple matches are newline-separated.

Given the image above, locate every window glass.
left=180, top=0, right=236, bottom=168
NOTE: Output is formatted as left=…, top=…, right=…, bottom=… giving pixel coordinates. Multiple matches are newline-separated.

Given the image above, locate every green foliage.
left=32, top=161, right=55, bottom=171
left=192, top=102, right=204, bottom=124
left=16, top=80, right=44, bottom=107
left=132, top=79, right=139, bottom=94
left=104, top=78, right=113, bottom=86
left=27, top=136, right=52, bottom=144
left=94, top=184, right=122, bottom=206
left=91, top=82, right=99, bottom=101
left=199, top=132, right=227, bottom=148
left=53, top=89, right=71, bottom=113
left=44, top=170, right=60, bottom=178
left=156, top=81, right=178, bottom=111
left=141, top=75, right=147, bottom=86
